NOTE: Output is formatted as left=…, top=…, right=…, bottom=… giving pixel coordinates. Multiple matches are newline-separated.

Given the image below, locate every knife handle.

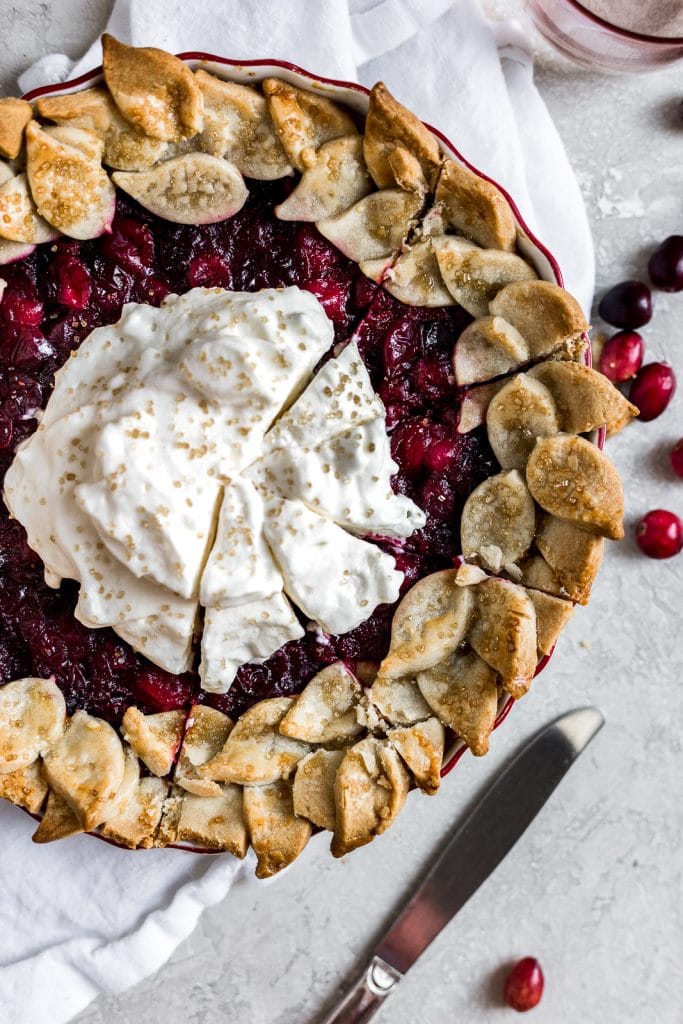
left=317, top=956, right=402, bottom=1024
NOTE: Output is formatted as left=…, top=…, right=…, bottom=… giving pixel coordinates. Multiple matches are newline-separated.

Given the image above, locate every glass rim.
left=567, top=0, right=683, bottom=45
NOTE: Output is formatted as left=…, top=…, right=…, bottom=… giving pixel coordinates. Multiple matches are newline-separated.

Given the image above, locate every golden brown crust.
left=534, top=515, right=605, bottom=605
left=0, top=761, right=48, bottom=814
left=528, top=360, right=638, bottom=437
left=33, top=789, right=83, bottom=844
left=121, top=707, right=185, bottom=777
left=526, top=434, right=624, bottom=540
left=0, top=677, right=66, bottom=775
left=417, top=651, right=499, bottom=756
left=388, top=718, right=444, bottom=794
left=434, top=158, right=517, bottom=251
left=460, top=469, right=536, bottom=573
left=434, top=236, right=537, bottom=318
left=262, top=77, right=355, bottom=171
left=363, top=82, right=441, bottom=193
left=243, top=780, right=312, bottom=878
left=102, top=34, right=203, bottom=142
left=317, top=187, right=422, bottom=264
left=0, top=98, right=32, bottom=160
left=331, top=737, right=409, bottom=857
left=527, top=589, right=574, bottom=656
left=469, top=578, right=538, bottom=699
left=280, top=662, right=362, bottom=743
left=453, top=316, right=528, bottom=386
left=489, top=280, right=588, bottom=358
left=101, top=777, right=167, bottom=849
left=486, top=373, right=560, bottom=472
left=292, top=748, right=344, bottom=831
left=276, top=134, right=372, bottom=222
left=175, top=705, right=233, bottom=797
left=176, top=783, right=248, bottom=856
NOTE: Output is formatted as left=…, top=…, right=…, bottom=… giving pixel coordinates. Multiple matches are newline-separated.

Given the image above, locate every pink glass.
left=527, top=0, right=683, bottom=72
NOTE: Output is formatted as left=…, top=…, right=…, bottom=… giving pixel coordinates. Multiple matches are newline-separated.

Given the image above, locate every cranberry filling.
left=0, top=180, right=494, bottom=724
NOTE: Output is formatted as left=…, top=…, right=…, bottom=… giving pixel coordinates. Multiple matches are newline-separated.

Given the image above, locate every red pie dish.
left=0, top=37, right=633, bottom=875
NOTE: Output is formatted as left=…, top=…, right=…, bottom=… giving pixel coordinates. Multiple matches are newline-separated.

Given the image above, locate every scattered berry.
left=598, top=280, right=652, bottom=329
left=671, top=439, right=683, bottom=478
left=648, top=235, right=683, bottom=292
left=635, top=509, right=682, bottom=559
left=598, top=331, right=644, bottom=383
left=630, top=362, right=676, bottom=421
left=503, top=957, right=545, bottom=1012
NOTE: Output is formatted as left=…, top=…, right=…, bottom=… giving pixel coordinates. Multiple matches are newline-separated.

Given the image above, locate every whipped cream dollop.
left=4, top=287, right=425, bottom=691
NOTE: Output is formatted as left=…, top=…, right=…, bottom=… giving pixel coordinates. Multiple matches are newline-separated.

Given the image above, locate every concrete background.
left=1, top=1, right=682, bottom=1021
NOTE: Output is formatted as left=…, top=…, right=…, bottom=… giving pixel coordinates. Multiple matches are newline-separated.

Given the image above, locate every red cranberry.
left=133, top=667, right=194, bottom=711
left=635, top=509, right=682, bottom=559
left=630, top=362, right=676, bottom=421
left=598, top=280, right=652, bottom=329
left=304, top=275, right=349, bottom=326
left=671, top=439, right=683, bottom=478
left=1, top=282, right=43, bottom=327
left=598, top=331, right=644, bottom=383
left=51, top=252, right=92, bottom=310
left=187, top=253, right=232, bottom=290
left=648, top=235, right=683, bottom=292
left=104, top=218, right=155, bottom=275
left=503, top=957, right=544, bottom=1012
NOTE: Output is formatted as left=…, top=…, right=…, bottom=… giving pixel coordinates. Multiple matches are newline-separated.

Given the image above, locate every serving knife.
left=317, top=706, right=604, bottom=1024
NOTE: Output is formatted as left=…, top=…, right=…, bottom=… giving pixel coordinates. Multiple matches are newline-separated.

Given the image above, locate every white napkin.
left=5, top=3, right=595, bottom=1023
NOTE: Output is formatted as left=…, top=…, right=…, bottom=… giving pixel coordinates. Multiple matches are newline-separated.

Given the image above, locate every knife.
left=317, top=706, right=604, bottom=1024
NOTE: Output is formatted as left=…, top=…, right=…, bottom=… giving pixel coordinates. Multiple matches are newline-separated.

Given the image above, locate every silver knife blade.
left=376, top=706, right=604, bottom=975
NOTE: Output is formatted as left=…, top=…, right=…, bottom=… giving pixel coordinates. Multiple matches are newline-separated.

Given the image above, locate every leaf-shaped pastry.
left=25, top=121, right=116, bottom=239
left=317, top=187, right=422, bottom=263
left=528, top=360, right=638, bottom=437
left=527, top=589, right=574, bottom=656
left=417, top=651, right=499, bottom=756
left=32, top=789, right=83, bottom=844
left=461, top=469, right=537, bottom=573
left=176, top=783, right=248, bottom=856
left=534, top=514, right=604, bottom=606
left=434, top=158, right=517, bottom=251
left=388, top=718, right=444, bottom=794
left=0, top=97, right=32, bottom=160
left=469, top=578, right=537, bottom=699
left=121, top=707, right=185, bottom=777
left=195, top=70, right=291, bottom=179
left=262, top=78, right=356, bottom=171
left=198, top=697, right=310, bottom=785
left=43, top=125, right=104, bottom=163
left=526, top=434, right=624, bottom=540
left=377, top=569, right=473, bottom=682
left=0, top=172, right=60, bottom=244
left=100, top=743, right=141, bottom=823
left=0, top=677, right=66, bottom=774
left=112, top=153, right=248, bottom=224
left=243, top=780, right=312, bottom=878
left=100, top=776, right=167, bottom=849
left=292, top=748, right=344, bottom=831
left=279, top=662, right=362, bottom=743
left=383, top=238, right=455, bottom=307
left=489, top=280, right=588, bottom=358
left=363, top=82, right=441, bottom=193
left=276, top=135, right=372, bottom=221
left=102, top=34, right=203, bottom=142
left=457, top=379, right=505, bottom=434
left=0, top=238, right=35, bottom=266
left=0, top=761, right=48, bottom=814
left=453, top=316, right=529, bottom=386
left=486, top=373, right=560, bottom=471
left=369, top=675, right=433, bottom=726
left=175, top=705, right=233, bottom=798
left=331, top=737, right=409, bottom=857
left=434, top=236, right=536, bottom=317
left=42, top=710, right=125, bottom=830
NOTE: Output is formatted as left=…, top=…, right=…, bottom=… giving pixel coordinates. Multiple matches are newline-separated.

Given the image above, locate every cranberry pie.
left=0, top=37, right=636, bottom=876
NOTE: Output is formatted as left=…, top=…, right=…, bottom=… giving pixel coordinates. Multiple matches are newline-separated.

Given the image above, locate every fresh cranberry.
left=0, top=280, right=43, bottom=327
left=671, top=439, right=683, bottom=478
left=503, top=957, right=544, bottom=1012
left=648, top=235, right=683, bottom=292
left=598, top=280, right=652, bottom=329
left=630, top=362, right=676, bottom=421
left=187, top=253, right=232, bottom=289
left=103, top=217, right=155, bottom=275
left=598, top=331, right=644, bottom=383
left=635, top=509, right=682, bottom=559
left=50, top=251, right=92, bottom=310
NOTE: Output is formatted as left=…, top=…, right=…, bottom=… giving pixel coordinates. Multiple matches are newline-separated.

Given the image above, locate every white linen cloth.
left=4, top=3, right=595, bottom=1023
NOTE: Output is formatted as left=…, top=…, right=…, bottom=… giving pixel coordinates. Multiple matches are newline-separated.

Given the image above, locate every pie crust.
left=0, top=38, right=632, bottom=874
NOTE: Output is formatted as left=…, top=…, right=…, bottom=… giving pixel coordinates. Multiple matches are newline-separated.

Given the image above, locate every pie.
left=0, top=37, right=636, bottom=877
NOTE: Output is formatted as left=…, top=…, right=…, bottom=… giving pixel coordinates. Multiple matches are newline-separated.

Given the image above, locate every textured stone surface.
left=1, top=2, right=682, bottom=1021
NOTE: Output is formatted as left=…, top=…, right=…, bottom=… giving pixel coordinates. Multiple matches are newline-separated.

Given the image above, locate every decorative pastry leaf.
left=25, top=121, right=116, bottom=239
left=331, top=737, right=409, bottom=857
left=32, top=789, right=83, bottom=844
left=377, top=569, right=473, bottom=682
left=382, top=239, right=455, bottom=307
left=176, top=783, right=248, bottom=856
left=486, top=373, right=560, bottom=471
left=434, top=235, right=536, bottom=317
left=0, top=677, right=66, bottom=775
left=43, top=125, right=104, bottom=163
left=417, top=651, right=499, bottom=757
left=101, top=777, right=167, bottom=849
left=489, top=280, right=588, bottom=358
left=0, top=761, right=48, bottom=814
left=317, top=187, right=422, bottom=263
left=195, top=70, right=291, bottom=179
left=292, top=748, right=344, bottom=831
left=460, top=469, right=536, bottom=573
left=388, top=718, right=444, bottom=794
left=175, top=705, right=233, bottom=797
left=534, top=514, right=604, bottom=605
left=121, top=707, right=185, bottom=777
left=526, top=434, right=624, bottom=540
left=457, top=379, right=505, bottom=434
left=369, top=675, right=432, bottom=726
left=434, top=158, right=516, bottom=251
left=453, top=316, right=528, bottom=386
left=0, top=172, right=60, bottom=244
left=276, top=134, right=372, bottom=221
left=243, top=779, right=312, bottom=878
left=112, top=153, right=248, bottom=225
left=0, top=97, right=32, bottom=160
left=102, top=34, right=203, bottom=142
left=42, top=710, right=125, bottom=830
left=528, top=360, right=638, bottom=437
left=262, top=78, right=356, bottom=171
left=198, top=697, right=310, bottom=785
left=0, top=238, right=35, bottom=266
left=527, top=589, right=574, bottom=656
left=280, top=662, right=363, bottom=743
left=363, top=82, right=440, bottom=192
left=100, top=743, right=141, bottom=823
left=469, top=578, right=537, bottom=699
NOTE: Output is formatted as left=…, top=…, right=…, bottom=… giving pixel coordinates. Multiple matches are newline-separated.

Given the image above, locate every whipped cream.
left=4, top=286, right=425, bottom=691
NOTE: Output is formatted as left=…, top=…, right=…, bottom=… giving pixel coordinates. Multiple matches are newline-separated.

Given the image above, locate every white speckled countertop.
left=1, top=2, right=682, bottom=1021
